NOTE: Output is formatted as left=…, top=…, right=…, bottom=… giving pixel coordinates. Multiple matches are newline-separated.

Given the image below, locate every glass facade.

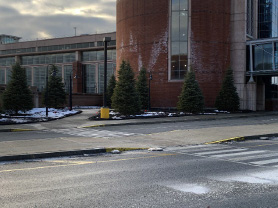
left=258, top=0, right=278, bottom=38
left=247, top=41, right=278, bottom=73
left=171, top=0, right=188, bottom=80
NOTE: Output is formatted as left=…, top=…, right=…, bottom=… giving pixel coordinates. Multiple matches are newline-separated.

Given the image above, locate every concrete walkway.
left=1, top=109, right=278, bottom=161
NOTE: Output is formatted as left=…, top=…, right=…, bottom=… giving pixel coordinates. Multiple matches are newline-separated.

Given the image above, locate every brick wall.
left=191, top=0, right=231, bottom=107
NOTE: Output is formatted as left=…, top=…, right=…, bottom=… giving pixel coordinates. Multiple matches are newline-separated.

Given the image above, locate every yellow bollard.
left=100, top=107, right=110, bottom=119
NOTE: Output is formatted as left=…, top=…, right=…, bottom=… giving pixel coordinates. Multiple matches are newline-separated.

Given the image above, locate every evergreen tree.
left=177, top=69, right=204, bottom=113
left=106, top=74, right=116, bottom=108
left=3, top=62, right=33, bottom=114
left=43, top=65, right=66, bottom=109
left=136, top=67, right=149, bottom=110
left=111, top=60, right=141, bottom=115
left=215, top=67, right=240, bottom=112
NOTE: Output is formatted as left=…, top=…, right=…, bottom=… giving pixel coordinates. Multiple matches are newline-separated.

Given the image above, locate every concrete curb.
left=0, top=129, right=36, bottom=132
left=0, top=148, right=149, bottom=162
left=82, top=113, right=278, bottom=129
left=205, top=133, right=278, bottom=144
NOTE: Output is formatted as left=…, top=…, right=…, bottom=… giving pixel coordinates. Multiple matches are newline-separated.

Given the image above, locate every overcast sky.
left=0, top=0, right=116, bottom=41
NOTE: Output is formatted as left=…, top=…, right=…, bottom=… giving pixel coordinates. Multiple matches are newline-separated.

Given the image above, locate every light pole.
left=148, top=72, right=152, bottom=111
left=100, top=37, right=111, bottom=119
left=69, top=74, right=72, bottom=111
left=45, top=64, right=55, bottom=117
left=103, top=37, right=111, bottom=107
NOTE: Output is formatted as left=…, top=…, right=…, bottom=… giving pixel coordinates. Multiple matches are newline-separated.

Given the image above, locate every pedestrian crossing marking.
left=211, top=150, right=266, bottom=158
left=195, top=148, right=246, bottom=156
left=46, top=128, right=139, bottom=138
left=165, top=144, right=278, bottom=168
left=251, top=158, right=278, bottom=165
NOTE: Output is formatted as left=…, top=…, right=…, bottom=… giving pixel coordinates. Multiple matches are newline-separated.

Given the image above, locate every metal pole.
left=104, top=41, right=108, bottom=107
left=69, top=74, right=72, bottom=111
left=45, top=65, right=49, bottom=117
left=103, top=37, right=111, bottom=107
left=148, top=73, right=152, bottom=111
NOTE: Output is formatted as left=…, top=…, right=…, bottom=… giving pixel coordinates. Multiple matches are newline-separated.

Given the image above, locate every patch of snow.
left=111, top=150, right=121, bottom=154
left=0, top=108, right=79, bottom=124
left=168, top=184, right=210, bottom=195
left=148, top=148, right=163, bottom=151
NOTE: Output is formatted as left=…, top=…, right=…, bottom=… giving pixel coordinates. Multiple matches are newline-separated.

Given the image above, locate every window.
left=170, top=0, right=188, bottom=80
left=84, top=64, right=97, bottom=94
left=33, top=66, right=47, bottom=92
left=98, top=63, right=115, bottom=94
left=25, top=67, right=32, bottom=86
left=64, top=65, right=73, bottom=92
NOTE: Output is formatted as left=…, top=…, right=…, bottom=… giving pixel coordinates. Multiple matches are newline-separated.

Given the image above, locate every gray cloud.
left=0, top=0, right=116, bottom=41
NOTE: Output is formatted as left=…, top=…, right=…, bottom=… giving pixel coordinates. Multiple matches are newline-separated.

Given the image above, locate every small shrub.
left=215, top=67, right=240, bottom=112
left=177, top=69, right=204, bottom=113
left=3, top=62, right=33, bottom=114
left=136, top=67, right=149, bottom=110
left=111, top=60, right=141, bottom=115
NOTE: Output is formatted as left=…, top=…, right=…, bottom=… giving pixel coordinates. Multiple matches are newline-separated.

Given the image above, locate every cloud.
left=0, top=0, right=116, bottom=40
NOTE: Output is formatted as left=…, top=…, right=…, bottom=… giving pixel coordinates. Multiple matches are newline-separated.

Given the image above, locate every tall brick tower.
left=116, top=0, right=231, bottom=108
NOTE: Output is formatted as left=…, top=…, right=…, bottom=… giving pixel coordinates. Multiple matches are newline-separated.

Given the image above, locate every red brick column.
left=191, top=0, right=231, bottom=107
left=72, top=61, right=83, bottom=93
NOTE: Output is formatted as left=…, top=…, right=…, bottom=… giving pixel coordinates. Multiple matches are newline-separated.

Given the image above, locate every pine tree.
left=3, top=62, right=33, bottom=114
left=43, top=65, right=66, bottom=109
left=136, top=67, right=149, bottom=110
left=106, top=74, right=116, bottom=108
left=177, top=69, right=204, bottom=113
left=111, top=60, right=141, bottom=115
left=215, top=67, right=240, bottom=112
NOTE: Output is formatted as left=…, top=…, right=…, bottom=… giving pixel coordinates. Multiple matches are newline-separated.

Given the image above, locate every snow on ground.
left=0, top=108, right=79, bottom=124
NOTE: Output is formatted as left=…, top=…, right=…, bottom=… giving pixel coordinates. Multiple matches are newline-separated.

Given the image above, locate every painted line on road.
left=0, top=153, right=176, bottom=173
left=205, top=137, right=245, bottom=144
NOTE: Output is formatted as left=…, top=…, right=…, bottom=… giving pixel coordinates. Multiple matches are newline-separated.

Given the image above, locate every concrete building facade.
left=0, top=33, right=116, bottom=107
left=116, top=0, right=278, bottom=110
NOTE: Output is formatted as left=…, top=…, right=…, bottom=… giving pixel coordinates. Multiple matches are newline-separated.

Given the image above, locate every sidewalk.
left=1, top=110, right=278, bottom=162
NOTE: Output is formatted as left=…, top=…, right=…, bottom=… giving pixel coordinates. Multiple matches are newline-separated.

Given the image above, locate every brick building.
left=116, top=0, right=278, bottom=110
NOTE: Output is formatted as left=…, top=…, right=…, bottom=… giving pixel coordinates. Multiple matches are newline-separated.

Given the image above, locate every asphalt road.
left=1, top=115, right=278, bottom=142
left=1, top=142, right=278, bottom=208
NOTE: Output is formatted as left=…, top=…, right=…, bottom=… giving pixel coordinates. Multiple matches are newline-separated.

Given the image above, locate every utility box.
left=100, top=107, right=110, bottom=119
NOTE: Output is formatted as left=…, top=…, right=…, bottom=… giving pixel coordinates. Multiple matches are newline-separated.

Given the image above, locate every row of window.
left=0, top=49, right=117, bottom=67
left=21, top=53, right=76, bottom=65
left=0, top=47, right=36, bottom=55
left=0, top=63, right=115, bottom=94
left=0, top=40, right=116, bottom=56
